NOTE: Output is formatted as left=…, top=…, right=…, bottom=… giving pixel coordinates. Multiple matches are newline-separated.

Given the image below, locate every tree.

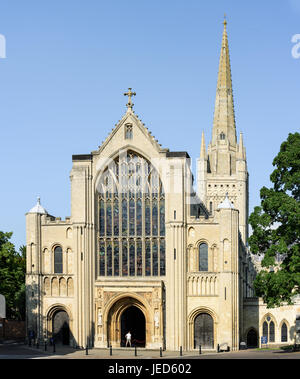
left=249, top=132, right=300, bottom=308
left=0, top=232, right=26, bottom=319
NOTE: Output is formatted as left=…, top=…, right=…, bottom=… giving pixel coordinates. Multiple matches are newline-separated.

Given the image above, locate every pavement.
left=1, top=341, right=300, bottom=359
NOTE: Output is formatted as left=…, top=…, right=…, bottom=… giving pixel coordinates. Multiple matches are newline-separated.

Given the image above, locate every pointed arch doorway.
left=107, top=296, right=149, bottom=348
left=247, top=328, right=258, bottom=348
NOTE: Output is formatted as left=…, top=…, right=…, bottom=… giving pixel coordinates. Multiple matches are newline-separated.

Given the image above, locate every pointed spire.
left=212, top=17, right=237, bottom=147
left=200, top=131, right=206, bottom=159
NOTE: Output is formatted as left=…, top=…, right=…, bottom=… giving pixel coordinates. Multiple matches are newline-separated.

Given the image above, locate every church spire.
left=212, top=17, right=237, bottom=147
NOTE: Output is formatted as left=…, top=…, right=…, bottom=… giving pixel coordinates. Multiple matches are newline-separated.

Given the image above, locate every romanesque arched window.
left=199, top=243, right=208, bottom=272
left=54, top=246, right=63, bottom=274
left=97, top=151, right=165, bottom=277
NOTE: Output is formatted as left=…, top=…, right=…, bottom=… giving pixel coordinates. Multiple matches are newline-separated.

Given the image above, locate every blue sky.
left=0, top=0, right=299, bottom=249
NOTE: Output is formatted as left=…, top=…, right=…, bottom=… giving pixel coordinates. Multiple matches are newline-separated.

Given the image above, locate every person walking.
left=125, top=331, right=132, bottom=347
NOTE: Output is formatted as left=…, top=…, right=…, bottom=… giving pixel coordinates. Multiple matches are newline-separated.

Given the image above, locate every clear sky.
left=0, top=0, right=299, bottom=250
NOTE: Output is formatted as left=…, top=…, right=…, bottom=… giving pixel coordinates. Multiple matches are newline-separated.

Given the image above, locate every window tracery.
left=97, top=151, right=165, bottom=277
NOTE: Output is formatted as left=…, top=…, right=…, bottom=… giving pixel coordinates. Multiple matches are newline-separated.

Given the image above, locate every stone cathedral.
left=26, top=21, right=300, bottom=351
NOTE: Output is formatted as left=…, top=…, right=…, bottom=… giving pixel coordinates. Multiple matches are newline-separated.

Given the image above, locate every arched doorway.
left=194, top=313, right=214, bottom=349
left=106, top=296, right=150, bottom=348
left=52, top=310, right=70, bottom=345
left=247, top=328, right=258, bottom=348
left=121, top=306, right=146, bottom=347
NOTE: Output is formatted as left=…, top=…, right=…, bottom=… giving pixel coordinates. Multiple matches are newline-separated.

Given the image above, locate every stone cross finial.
left=124, top=88, right=136, bottom=110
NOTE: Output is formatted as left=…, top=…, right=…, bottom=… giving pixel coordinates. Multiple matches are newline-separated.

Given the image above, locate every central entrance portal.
left=121, top=306, right=146, bottom=347
left=107, top=296, right=149, bottom=348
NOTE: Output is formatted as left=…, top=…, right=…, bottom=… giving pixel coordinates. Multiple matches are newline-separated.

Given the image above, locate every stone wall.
left=0, top=319, right=26, bottom=341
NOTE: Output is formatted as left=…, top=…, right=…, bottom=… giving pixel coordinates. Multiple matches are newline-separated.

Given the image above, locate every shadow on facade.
left=26, top=282, right=95, bottom=349
left=243, top=298, right=260, bottom=348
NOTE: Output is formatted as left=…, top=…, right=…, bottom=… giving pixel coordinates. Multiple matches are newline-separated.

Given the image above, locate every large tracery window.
left=97, top=151, right=165, bottom=277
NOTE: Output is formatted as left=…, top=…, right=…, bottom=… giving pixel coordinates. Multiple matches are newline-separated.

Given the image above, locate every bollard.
left=53, top=343, right=56, bottom=353
left=44, top=342, right=47, bottom=351
left=160, top=347, right=162, bottom=357
left=135, top=346, right=137, bottom=357
left=199, top=344, right=202, bottom=355
left=180, top=346, right=183, bottom=356
left=36, top=341, right=39, bottom=349
left=217, top=344, right=220, bottom=353
left=86, top=345, right=88, bottom=355
left=110, top=345, right=112, bottom=356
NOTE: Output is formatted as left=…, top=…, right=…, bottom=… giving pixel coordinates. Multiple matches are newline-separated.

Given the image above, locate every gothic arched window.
left=269, top=321, right=275, bottom=342
left=199, top=243, right=208, bottom=272
left=262, top=321, right=268, bottom=339
left=262, top=317, right=276, bottom=343
left=54, top=246, right=63, bottom=274
left=125, top=124, right=133, bottom=139
left=97, top=151, right=165, bottom=277
left=281, top=322, right=288, bottom=342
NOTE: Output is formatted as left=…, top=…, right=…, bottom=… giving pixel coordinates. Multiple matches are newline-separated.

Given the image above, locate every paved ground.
left=1, top=342, right=300, bottom=359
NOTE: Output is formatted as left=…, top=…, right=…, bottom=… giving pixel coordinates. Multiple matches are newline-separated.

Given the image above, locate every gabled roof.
left=97, top=107, right=165, bottom=154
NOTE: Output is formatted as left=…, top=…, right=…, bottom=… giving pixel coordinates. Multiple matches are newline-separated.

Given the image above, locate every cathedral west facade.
left=25, top=21, right=300, bottom=351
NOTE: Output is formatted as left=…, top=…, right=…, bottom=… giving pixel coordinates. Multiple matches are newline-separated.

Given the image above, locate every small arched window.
left=281, top=322, right=288, bottom=342
left=54, top=246, right=63, bottom=274
left=199, top=243, right=208, bottom=272
left=220, top=132, right=226, bottom=140
left=125, top=124, right=133, bottom=139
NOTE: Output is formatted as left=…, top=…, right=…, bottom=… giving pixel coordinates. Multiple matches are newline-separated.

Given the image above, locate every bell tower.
left=197, top=18, right=249, bottom=243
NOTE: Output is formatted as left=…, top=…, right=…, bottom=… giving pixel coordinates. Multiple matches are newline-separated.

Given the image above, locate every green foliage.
left=0, top=232, right=26, bottom=319
left=249, top=132, right=300, bottom=308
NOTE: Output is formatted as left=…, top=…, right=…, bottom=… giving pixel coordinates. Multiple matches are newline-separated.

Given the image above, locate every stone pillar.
left=217, top=206, right=240, bottom=351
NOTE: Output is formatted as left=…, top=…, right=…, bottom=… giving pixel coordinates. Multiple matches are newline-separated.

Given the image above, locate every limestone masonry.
left=26, top=20, right=300, bottom=351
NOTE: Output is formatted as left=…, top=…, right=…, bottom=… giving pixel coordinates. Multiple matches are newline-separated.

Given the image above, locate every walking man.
left=125, top=331, right=132, bottom=347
